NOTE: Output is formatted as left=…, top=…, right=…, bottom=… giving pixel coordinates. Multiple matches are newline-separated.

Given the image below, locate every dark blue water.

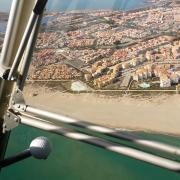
left=47, top=0, right=150, bottom=11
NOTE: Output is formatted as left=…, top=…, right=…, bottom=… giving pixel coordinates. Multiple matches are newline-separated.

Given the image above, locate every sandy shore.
left=24, top=85, right=180, bottom=135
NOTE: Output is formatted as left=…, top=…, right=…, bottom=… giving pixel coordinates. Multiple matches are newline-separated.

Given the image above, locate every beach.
left=24, top=84, right=180, bottom=135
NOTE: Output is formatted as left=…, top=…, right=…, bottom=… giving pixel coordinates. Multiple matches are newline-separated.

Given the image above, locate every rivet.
left=14, top=118, right=19, bottom=122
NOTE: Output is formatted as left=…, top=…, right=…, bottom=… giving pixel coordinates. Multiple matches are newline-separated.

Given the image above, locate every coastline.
left=24, top=84, right=180, bottom=136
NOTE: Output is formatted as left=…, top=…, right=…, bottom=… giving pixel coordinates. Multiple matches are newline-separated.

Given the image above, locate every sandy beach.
left=24, top=85, right=180, bottom=135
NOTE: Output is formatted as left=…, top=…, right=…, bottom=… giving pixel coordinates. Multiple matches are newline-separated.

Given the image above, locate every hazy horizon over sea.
left=0, top=0, right=152, bottom=12
left=46, top=0, right=151, bottom=12
left=0, top=0, right=152, bottom=33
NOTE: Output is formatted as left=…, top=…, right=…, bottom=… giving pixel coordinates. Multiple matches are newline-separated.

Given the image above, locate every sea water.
left=0, top=22, right=6, bottom=33
left=46, top=0, right=151, bottom=11
left=1, top=125, right=180, bottom=180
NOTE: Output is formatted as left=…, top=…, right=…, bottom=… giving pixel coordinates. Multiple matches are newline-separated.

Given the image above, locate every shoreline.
left=24, top=84, right=180, bottom=136
left=26, top=80, right=180, bottom=94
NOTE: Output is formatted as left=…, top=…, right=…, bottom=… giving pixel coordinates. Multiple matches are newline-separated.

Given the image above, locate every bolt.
left=14, top=110, right=19, bottom=114
left=7, top=113, right=10, bottom=117
left=3, top=124, right=6, bottom=128
left=14, top=118, right=19, bottom=122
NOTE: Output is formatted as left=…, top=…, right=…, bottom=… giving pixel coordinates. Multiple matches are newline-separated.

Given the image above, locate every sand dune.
left=24, top=85, right=180, bottom=135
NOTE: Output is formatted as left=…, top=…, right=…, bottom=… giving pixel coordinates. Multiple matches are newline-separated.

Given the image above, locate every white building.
left=133, top=73, right=139, bottom=81
left=147, top=70, right=152, bottom=78
left=160, top=76, right=171, bottom=88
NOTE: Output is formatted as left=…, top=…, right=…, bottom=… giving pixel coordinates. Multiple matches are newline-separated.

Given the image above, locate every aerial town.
left=1, top=1, right=180, bottom=91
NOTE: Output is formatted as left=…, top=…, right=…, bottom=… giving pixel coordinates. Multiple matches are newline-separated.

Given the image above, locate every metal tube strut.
left=20, top=115, right=180, bottom=173
left=8, top=0, right=48, bottom=80
left=22, top=105, right=180, bottom=156
left=18, top=14, right=43, bottom=90
left=7, top=13, right=38, bottom=80
left=0, top=150, right=31, bottom=168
